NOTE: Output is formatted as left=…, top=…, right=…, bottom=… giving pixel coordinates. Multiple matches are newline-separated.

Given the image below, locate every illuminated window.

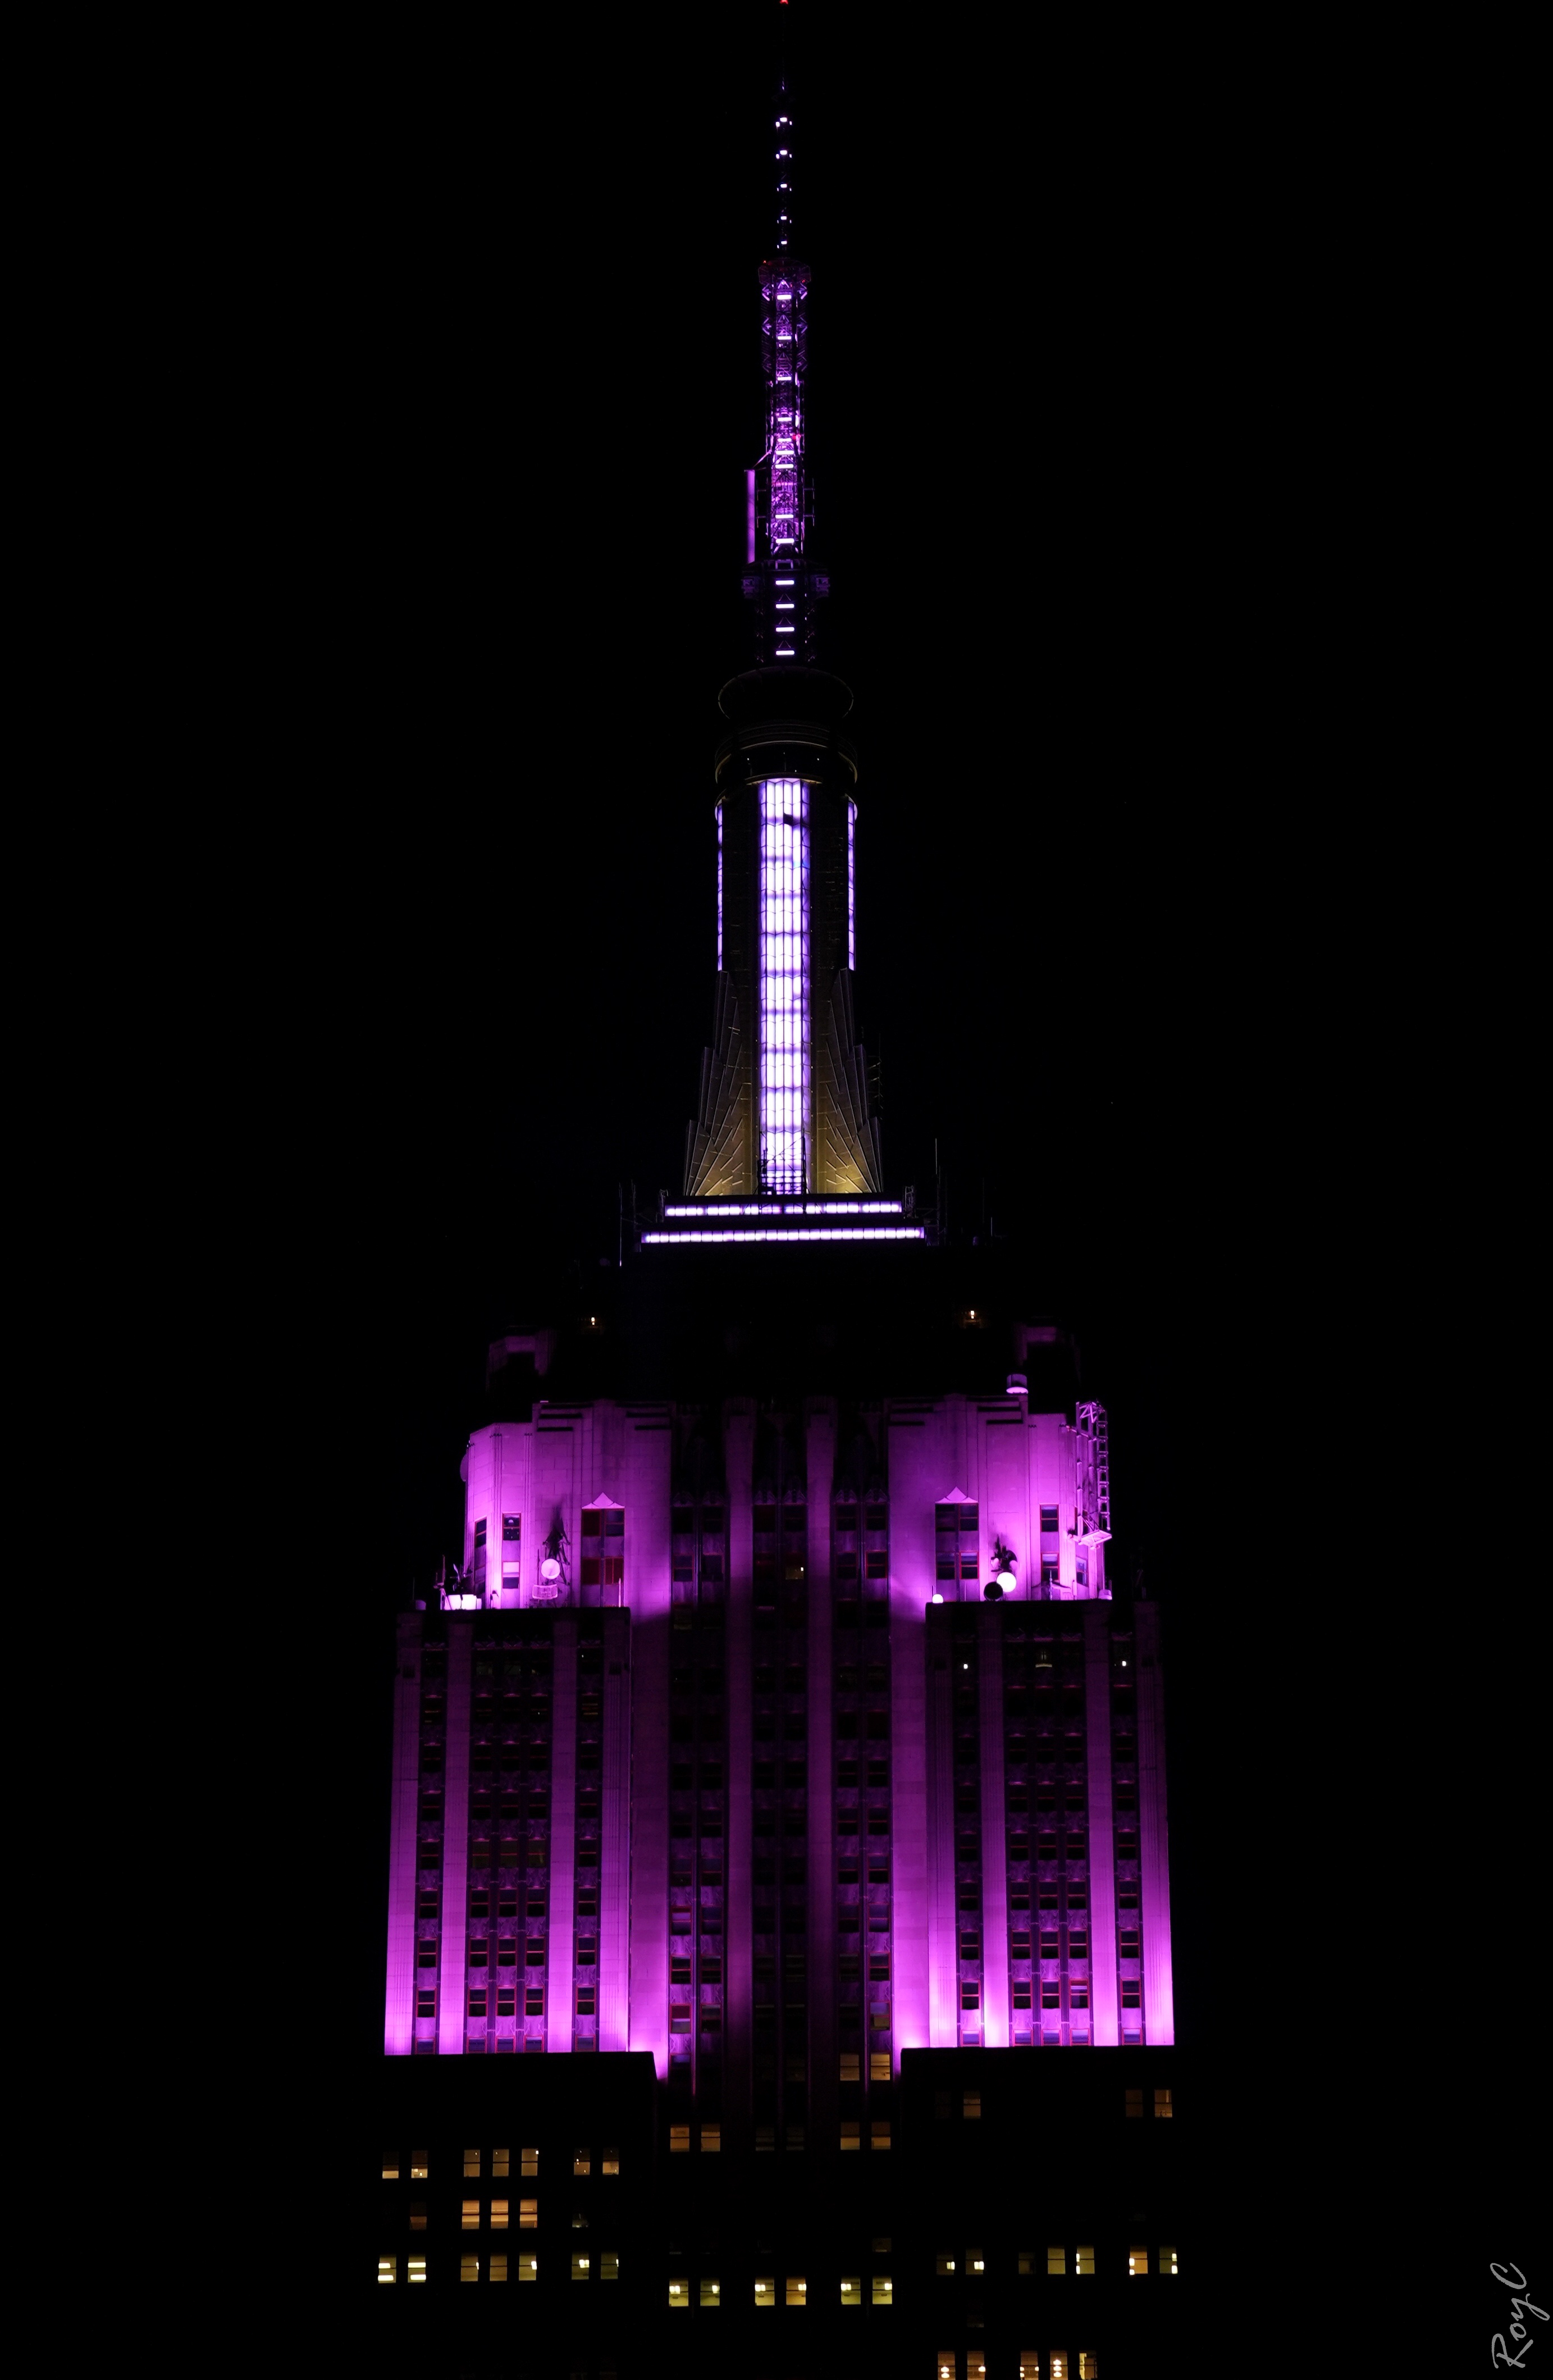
left=521, top=2147, right=538, bottom=2177
left=669, top=2124, right=689, bottom=2152
left=1128, top=2246, right=1148, bottom=2277
left=873, top=2274, right=894, bottom=2304
left=937, top=2354, right=958, bottom=2379
left=377, top=2256, right=396, bottom=2283
left=963, top=2090, right=981, bottom=2119
left=755, top=2276, right=775, bottom=2308
left=1018, top=2358, right=1039, bottom=2380
left=966, top=2247, right=986, bottom=2274
left=700, top=2277, right=721, bottom=2306
left=462, top=2200, right=479, bottom=2231
left=935, top=2251, right=957, bottom=2276
left=700, top=2124, right=721, bottom=2153
left=601, top=2146, right=619, bottom=2175
left=1079, top=2358, right=1100, bottom=2378
left=1048, top=2246, right=1067, bottom=2276
left=840, top=2050, right=860, bottom=2081
left=492, top=2147, right=509, bottom=2177
left=519, top=2200, right=537, bottom=2229
left=460, top=2255, right=478, bottom=2283
left=381, top=2154, right=399, bottom=2181
left=571, top=2253, right=590, bottom=2281
left=1154, top=2087, right=1173, bottom=2118
left=409, top=2202, right=427, bottom=2231
left=490, top=2254, right=508, bottom=2282
left=490, top=2200, right=508, bottom=2231
left=517, top=2254, right=537, bottom=2281
left=408, top=2258, right=426, bottom=2283
left=841, top=2120, right=861, bottom=2150
left=1125, top=2087, right=1144, bottom=2117
left=1076, top=2245, right=1095, bottom=2274
left=601, top=2251, right=619, bottom=2279
left=668, top=2277, right=689, bottom=2309
left=871, top=2051, right=891, bottom=2082
left=870, top=2117, right=892, bottom=2150
left=463, top=2148, right=482, bottom=2179
left=835, top=2272, right=862, bottom=2307
left=1162, top=2246, right=1178, bottom=2274
left=786, top=2276, right=807, bottom=2305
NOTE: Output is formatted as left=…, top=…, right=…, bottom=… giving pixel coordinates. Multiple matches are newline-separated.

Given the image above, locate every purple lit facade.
left=384, top=1380, right=1173, bottom=2099
left=759, top=779, right=810, bottom=1193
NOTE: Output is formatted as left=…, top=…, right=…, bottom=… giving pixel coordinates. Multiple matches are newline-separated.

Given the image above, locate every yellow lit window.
left=1018, top=2356, right=1040, bottom=2380
left=521, top=2146, right=538, bottom=2177
left=571, top=2253, right=590, bottom=2281
left=963, top=2091, right=981, bottom=2119
left=969, top=2358, right=988, bottom=2379
left=841, top=2275, right=862, bottom=2306
left=409, top=2203, right=427, bottom=2232
left=1051, top=2358, right=1068, bottom=2380
left=1018, top=2249, right=1036, bottom=2274
left=519, top=2199, right=538, bottom=2229
left=841, top=2120, right=861, bottom=2150
left=872, top=2275, right=893, bottom=2305
left=460, top=2255, right=478, bottom=2283
left=871, top=2120, right=892, bottom=2150
left=408, top=2258, right=426, bottom=2284
left=700, top=2277, right=720, bottom=2306
left=490, top=2200, right=508, bottom=2231
left=871, top=2051, right=891, bottom=2082
left=377, top=2256, right=396, bottom=2284
left=410, top=2151, right=429, bottom=2178
left=1154, top=2087, right=1173, bottom=2118
left=518, top=2255, right=537, bottom=2282
left=601, top=2251, right=619, bottom=2280
left=1076, top=2245, right=1094, bottom=2275
left=840, top=2051, right=860, bottom=2081
left=1128, top=2246, right=1148, bottom=2277
left=1048, top=2246, right=1067, bottom=2276
left=669, top=2124, right=690, bottom=2153
left=786, top=2276, right=806, bottom=2305
left=464, top=2148, right=482, bottom=2178
left=492, top=2147, right=510, bottom=2177
left=490, top=2254, right=508, bottom=2283
left=461, top=2200, right=479, bottom=2231
left=1079, top=2356, right=1100, bottom=2377
left=967, top=2247, right=986, bottom=2274
left=755, top=2276, right=775, bottom=2309
left=602, top=2146, right=619, bottom=2175
left=1161, top=2246, right=1178, bottom=2275
left=381, top=2156, right=399, bottom=2181
left=669, top=2277, right=689, bottom=2308
left=938, top=2354, right=957, bottom=2379
left=700, top=2124, right=721, bottom=2153
left=936, top=2253, right=957, bottom=2276
left=573, top=2148, right=591, bottom=2176
left=1125, top=2087, right=1143, bottom=2117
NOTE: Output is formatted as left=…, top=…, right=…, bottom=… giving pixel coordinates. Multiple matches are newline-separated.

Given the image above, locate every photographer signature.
left=1493, top=2263, right=1548, bottom=2369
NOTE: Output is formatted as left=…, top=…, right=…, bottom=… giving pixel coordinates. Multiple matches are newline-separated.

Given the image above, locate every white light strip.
left=663, top=1201, right=903, bottom=1217
left=643, top=1228, right=925, bottom=1245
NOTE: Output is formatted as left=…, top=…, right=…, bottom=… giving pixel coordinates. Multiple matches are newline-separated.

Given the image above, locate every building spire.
left=743, top=25, right=829, bottom=667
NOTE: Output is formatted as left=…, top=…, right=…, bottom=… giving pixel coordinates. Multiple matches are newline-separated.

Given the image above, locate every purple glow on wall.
left=643, top=1227, right=924, bottom=1246
left=759, top=779, right=809, bottom=1192
left=716, top=806, right=724, bottom=972
left=663, top=1200, right=903, bottom=1218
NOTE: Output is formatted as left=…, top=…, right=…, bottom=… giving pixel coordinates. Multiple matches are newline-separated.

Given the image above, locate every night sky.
left=310, top=6, right=1297, bottom=2086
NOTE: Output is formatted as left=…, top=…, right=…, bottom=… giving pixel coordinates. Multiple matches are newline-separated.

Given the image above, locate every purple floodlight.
left=759, top=778, right=809, bottom=1192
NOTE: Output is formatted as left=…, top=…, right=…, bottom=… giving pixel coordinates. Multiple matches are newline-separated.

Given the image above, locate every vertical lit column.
left=436, top=1623, right=471, bottom=2056
left=597, top=1609, right=631, bottom=2053
left=716, top=805, right=724, bottom=972
left=1083, top=1606, right=1119, bottom=2046
left=925, top=1621, right=958, bottom=2047
left=847, top=801, right=856, bottom=969
left=759, top=779, right=809, bottom=1195
left=1136, top=1601, right=1175, bottom=2042
left=977, top=1612, right=1009, bottom=2048
left=550, top=1617, right=577, bottom=2049
left=888, top=1417, right=934, bottom=2062
left=805, top=1402, right=837, bottom=2150
left=723, top=1402, right=756, bottom=2147
left=384, top=1613, right=422, bottom=2055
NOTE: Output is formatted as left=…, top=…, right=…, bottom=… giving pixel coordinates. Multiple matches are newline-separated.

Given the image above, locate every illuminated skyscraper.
left=371, top=43, right=1187, bottom=2379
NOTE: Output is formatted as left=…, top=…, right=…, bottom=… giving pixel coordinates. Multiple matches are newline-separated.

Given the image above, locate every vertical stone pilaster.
left=550, top=1616, right=577, bottom=2049
left=978, top=1610, right=1008, bottom=2047
left=384, top=1611, right=422, bottom=2057
left=597, top=1608, right=632, bottom=2053
left=926, top=1623, right=957, bottom=2046
left=724, top=1402, right=756, bottom=2148
left=805, top=1402, right=837, bottom=2145
left=1084, top=1604, right=1118, bottom=2046
left=1136, top=1599, right=1175, bottom=2043
left=436, top=1621, right=471, bottom=2057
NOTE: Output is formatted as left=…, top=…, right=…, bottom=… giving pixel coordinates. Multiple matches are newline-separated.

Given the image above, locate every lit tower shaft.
left=683, top=77, right=879, bottom=1203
